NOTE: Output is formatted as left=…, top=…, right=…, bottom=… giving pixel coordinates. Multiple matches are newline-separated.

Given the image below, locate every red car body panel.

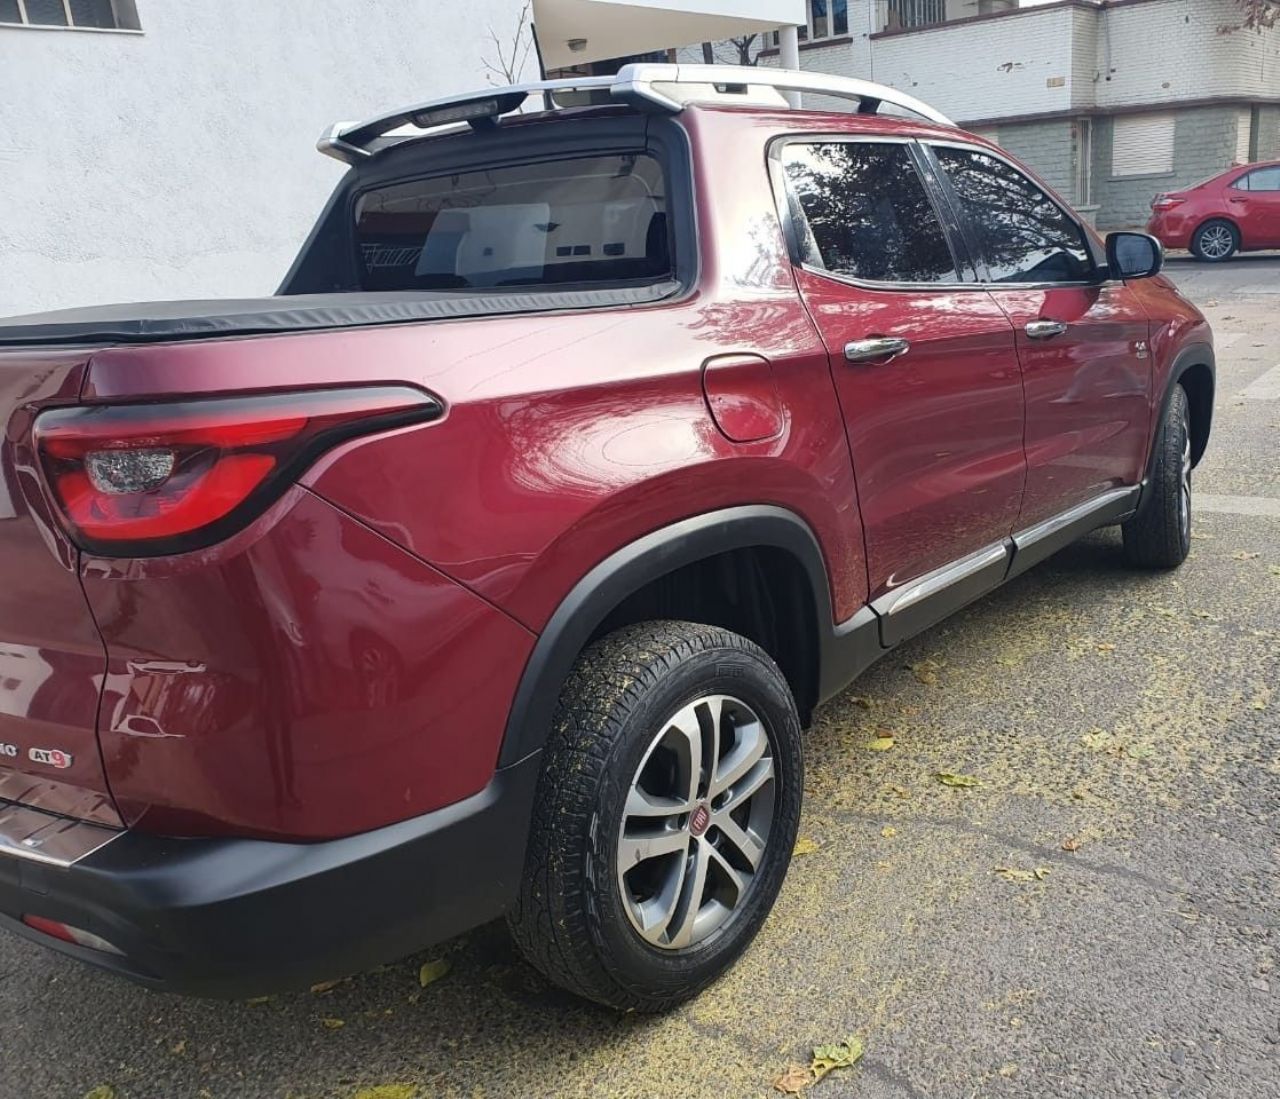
left=794, top=270, right=1026, bottom=600
left=1147, top=160, right=1280, bottom=251
left=987, top=284, right=1153, bottom=528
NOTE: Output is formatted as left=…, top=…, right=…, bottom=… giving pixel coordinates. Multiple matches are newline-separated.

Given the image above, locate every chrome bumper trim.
left=0, top=800, right=122, bottom=868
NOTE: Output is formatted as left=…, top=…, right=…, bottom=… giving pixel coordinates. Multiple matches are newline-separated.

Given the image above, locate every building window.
left=884, top=0, right=947, bottom=31
left=0, top=0, right=140, bottom=30
left=1111, top=113, right=1175, bottom=178
left=771, top=1, right=849, bottom=46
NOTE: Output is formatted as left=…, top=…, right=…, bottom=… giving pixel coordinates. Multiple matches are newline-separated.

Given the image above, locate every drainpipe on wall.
left=779, top=24, right=802, bottom=107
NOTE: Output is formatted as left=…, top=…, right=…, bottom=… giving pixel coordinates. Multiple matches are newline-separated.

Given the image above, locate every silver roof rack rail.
left=318, top=63, right=955, bottom=165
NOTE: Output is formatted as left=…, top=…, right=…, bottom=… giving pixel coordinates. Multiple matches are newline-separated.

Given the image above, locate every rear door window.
left=1236, top=166, right=1280, bottom=192
left=354, top=153, right=671, bottom=291
left=932, top=146, right=1095, bottom=284
left=780, top=141, right=964, bottom=284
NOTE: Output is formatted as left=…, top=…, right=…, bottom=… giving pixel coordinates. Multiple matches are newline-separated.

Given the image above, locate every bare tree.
left=1236, top=0, right=1279, bottom=27
left=707, top=33, right=764, bottom=66
left=482, top=1, right=535, bottom=86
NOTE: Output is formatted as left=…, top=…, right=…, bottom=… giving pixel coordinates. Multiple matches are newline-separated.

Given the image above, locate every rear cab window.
left=353, top=153, right=672, bottom=291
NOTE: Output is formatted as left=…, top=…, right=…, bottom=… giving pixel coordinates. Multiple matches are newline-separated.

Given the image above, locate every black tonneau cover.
left=0, top=283, right=679, bottom=347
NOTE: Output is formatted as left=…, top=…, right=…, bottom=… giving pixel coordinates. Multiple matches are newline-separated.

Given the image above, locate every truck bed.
left=0, top=283, right=679, bottom=346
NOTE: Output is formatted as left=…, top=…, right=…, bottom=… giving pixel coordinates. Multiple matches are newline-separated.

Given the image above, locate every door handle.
left=844, top=337, right=910, bottom=364
left=1025, top=320, right=1068, bottom=340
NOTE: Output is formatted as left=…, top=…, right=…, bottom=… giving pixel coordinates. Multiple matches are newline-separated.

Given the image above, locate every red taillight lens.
left=1151, top=195, right=1185, bottom=211
left=34, top=385, right=442, bottom=556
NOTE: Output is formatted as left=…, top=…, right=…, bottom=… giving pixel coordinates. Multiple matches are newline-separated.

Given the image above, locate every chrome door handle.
left=1025, top=320, right=1068, bottom=340
left=844, top=337, right=910, bottom=363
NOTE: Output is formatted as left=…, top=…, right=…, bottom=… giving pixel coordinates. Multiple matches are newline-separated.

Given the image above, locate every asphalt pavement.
left=1, top=259, right=1277, bottom=1099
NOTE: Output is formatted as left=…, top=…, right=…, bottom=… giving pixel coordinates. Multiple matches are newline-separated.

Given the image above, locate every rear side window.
left=933, top=147, right=1094, bottom=283
left=781, top=142, right=961, bottom=284
left=1236, top=166, right=1280, bottom=192
left=353, top=154, right=671, bottom=291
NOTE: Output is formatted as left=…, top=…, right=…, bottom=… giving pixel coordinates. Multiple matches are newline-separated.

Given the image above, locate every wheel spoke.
left=668, top=838, right=712, bottom=948
left=630, top=846, right=690, bottom=942
left=624, top=786, right=686, bottom=819
left=709, top=714, right=767, bottom=800
left=618, top=827, right=690, bottom=870
left=711, top=810, right=766, bottom=871
left=705, top=841, right=750, bottom=904
left=666, top=701, right=705, bottom=809
left=717, top=757, right=774, bottom=816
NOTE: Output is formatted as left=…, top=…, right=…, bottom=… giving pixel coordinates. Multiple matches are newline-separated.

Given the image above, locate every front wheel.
left=507, top=620, right=803, bottom=1011
left=1123, top=384, right=1192, bottom=569
left=1191, top=219, right=1238, bottom=262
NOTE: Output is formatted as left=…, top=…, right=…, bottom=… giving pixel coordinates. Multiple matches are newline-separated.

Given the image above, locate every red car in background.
left=1148, top=161, right=1280, bottom=261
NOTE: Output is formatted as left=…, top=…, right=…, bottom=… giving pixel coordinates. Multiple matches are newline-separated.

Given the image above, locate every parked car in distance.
left=1148, top=160, right=1280, bottom=261
left=0, top=65, right=1214, bottom=1012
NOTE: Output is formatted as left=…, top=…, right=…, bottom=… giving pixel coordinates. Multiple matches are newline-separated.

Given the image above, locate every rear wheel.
left=507, top=620, right=802, bottom=1011
left=1191, top=219, right=1238, bottom=262
left=1123, top=385, right=1192, bottom=569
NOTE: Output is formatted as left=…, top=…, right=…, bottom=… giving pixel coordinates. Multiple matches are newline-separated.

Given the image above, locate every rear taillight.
left=1151, top=194, right=1185, bottom=211
left=22, top=914, right=124, bottom=955
left=34, top=385, right=442, bottom=556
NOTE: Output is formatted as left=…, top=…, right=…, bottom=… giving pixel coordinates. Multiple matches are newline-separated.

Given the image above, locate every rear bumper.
left=1146, top=213, right=1192, bottom=250
left=0, top=751, right=540, bottom=998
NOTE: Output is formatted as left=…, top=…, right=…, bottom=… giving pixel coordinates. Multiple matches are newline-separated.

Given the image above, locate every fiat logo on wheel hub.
left=689, top=803, right=711, bottom=837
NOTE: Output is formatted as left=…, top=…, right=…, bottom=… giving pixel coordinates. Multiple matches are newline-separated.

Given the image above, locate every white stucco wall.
left=0, top=0, right=531, bottom=318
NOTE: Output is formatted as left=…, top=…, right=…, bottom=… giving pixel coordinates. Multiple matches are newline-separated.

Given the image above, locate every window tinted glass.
left=934, top=147, right=1094, bottom=283
left=353, top=154, right=670, bottom=292
left=782, top=142, right=961, bottom=284
left=1242, top=166, right=1280, bottom=192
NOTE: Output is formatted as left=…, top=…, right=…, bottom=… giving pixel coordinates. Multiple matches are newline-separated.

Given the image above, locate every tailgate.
left=0, top=345, right=118, bottom=827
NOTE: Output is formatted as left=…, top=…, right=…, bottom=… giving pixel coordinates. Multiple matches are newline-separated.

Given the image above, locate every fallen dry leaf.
left=911, top=660, right=941, bottom=685
left=82, top=1088, right=115, bottom=1099
left=811, top=1036, right=865, bottom=1083
left=774, top=1063, right=811, bottom=1094
left=998, top=1061, right=1019, bottom=1077
left=354, top=1087, right=417, bottom=1099
left=417, top=958, right=451, bottom=988
left=890, top=784, right=912, bottom=799
left=866, top=736, right=895, bottom=752
left=1061, top=836, right=1082, bottom=852
left=244, top=996, right=272, bottom=1006
left=850, top=696, right=874, bottom=709
left=321, top=1017, right=346, bottom=1030
left=994, top=866, right=1051, bottom=883
left=936, top=772, right=979, bottom=788
left=311, top=978, right=345, bottom=994
left=170, top=1038, right=187, bottom=1055
left=1233, top=551, right=1261, bottom=561
left=1096, top=642, right=1116, bottom=653
left=881, top=826, right=897, bottom=838
left=793, top=836, right=820, bottom=856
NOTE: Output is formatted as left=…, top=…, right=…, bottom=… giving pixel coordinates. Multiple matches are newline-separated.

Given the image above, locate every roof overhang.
left=533, top=0, right=805, bottom=70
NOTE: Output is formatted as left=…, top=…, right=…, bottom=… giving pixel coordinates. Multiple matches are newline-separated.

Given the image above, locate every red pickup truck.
left=0, top=66, right=1213, bottom=1011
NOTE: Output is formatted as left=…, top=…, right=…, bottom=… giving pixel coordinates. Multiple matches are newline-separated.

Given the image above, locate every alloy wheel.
left=1199, top=225, right=1234, bottom=260
left=617, top=694, right=776, bottom=951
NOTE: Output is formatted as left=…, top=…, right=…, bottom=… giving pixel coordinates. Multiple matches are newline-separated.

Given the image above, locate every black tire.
left=1123, top=384, right=1192, bottom=569
left=507, top=620, right=803, bottom=1012
left=1190, top=219, right=1239, bottom=262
